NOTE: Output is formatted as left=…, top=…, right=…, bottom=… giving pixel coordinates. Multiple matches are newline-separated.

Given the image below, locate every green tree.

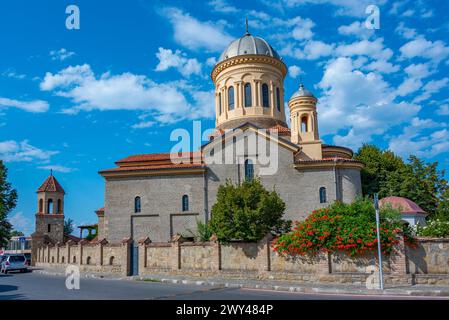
left=209, top=179, right=291, bottom=242
left=0, top=160, right=18, bottom=248
left=10, top=230, right=24, bottom=237
left=354, top=144, right=405, bottom=197
left=64, top=218, right=75, bottom=235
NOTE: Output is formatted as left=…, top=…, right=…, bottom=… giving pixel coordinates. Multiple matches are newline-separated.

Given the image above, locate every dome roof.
left=290, top=84, right=315, bottom=100
left=379, top=196, right=427, bottom=215
left=218, top=32, right=280, bottom=62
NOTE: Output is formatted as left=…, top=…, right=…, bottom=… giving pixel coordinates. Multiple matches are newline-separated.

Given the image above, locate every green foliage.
left=355, top=144, right=448, bottom=216
left=187, top=220, right=214, bottom=242
left=10, top=230, right=24, bottom=237
left=0, top=161, right=18, bottom=248
left=64, top=218, right=75, bottom=235
left=85, top=225, right=98, bottom=241
left=209, top=179, right=291, bottom=242
left=417, top=214, right=449, bottom=238
left=273, top=198, right=416, bottom=257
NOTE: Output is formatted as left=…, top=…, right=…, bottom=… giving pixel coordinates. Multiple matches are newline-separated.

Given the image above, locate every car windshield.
left=9, top=255, right=25, bottom=262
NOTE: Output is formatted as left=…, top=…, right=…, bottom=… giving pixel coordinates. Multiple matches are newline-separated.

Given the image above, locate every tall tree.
left=0, top=160, right=18, bottom=248
left=64, top=218, right=75, bottom=235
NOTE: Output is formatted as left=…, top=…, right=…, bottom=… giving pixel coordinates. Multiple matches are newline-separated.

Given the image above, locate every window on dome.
left=301, top=116, right=308, bottom=132
left=262, top=84, right=269, bottom=108
left=244, top=83, right=252, bottom=107
left=218, top=92, right=222, bottom=115
left=228, top=86, right=235, bottom=110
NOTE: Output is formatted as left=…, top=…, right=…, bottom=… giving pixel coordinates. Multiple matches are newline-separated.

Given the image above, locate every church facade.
left=97, top=31, right=363, bottom=243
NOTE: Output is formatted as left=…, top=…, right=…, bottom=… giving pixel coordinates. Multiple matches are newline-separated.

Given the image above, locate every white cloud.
left=395, top=22, right=417, bottom=39
left=8, top=212, right=33, bottom=236
left=38, top=165, right=76, bottom=173
left=206, top=57, right=218, bottom=67
left=1, top=69, right=26, bottom=80
left=0, top=140, right=58, bottom=163
left=317, top=57, right=420, bottom=148
left=164, top=7, right=233, bottom=52
left=292, top=17, right=315, bottom=40
left=208, top=0, right=239, bottom=13
left=0, top=97, right=49, bottom=113
left=388, top=117, right=449, bottom=158
left=50, top=48, right=75, bottom=61
left=338, top=21, right=374, bottom=39
left=395, top=63, right=433, bottom=97
left=288, top=65, right=303, bottom=78
left=155, top=47, right=202, bottom=77
left=131, top=121, right=156, bottom=129
left=40, top=64, right=214, bottom=123
left=282, top=0, right=387, bottom=17
left=363, top=60, right=399, bottom=74
left=335, top=38, right=393, bottom=60
left=437, top=104, right=449, bottom=116
left=399, top=37, right=449, bottom=65
left=413, top=78, right=449, bottom=103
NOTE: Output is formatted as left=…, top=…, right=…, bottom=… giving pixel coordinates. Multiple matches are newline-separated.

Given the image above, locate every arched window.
left=109, top=256, right=115, bottom=266
left=262, top=84, right=270, bottom=108
left=73, top=256, right=76, bottom=263
left=276, top=87, right=281, bottom=111
left=301, top=116, right=308, bottom=132
left=39, top=199, right=43, bottom=213
left=57, top=199, right=62, bottom=213
left=244, top=159, right=254, bottom=181
left=244, top=83, right=252, bottom=107
left=228, top=86, right=235, bottom=110
left=319, top=187, right=327, bottom=204
left=47, top=199, right=53, bottom=214
left=134, top=196, right=141, bottom=213
left=51, top=256, right=54, bottom=263
left=86, top=256, right=91, bottom=265
left=47, top=224, right=51, bottom=232
left=182, top=195, right=189, bottom=212
left=61, top=256, right=65, bottom=263
left=218, top=92, right=222, bottom=115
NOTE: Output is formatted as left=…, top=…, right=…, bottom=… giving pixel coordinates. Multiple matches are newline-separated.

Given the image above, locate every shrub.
left=273, top=198, right=415, bottom=257
left=417, top=214, right=449, bottom=238
left=209, top=178, right=291, bottom=242
left=187, top=220, right=214, bottom=242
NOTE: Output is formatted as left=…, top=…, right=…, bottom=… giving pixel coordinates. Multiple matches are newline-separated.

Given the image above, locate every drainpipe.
left=333, top=158, right=340, bottom=202
left=203, top=169, right=209, bottom=223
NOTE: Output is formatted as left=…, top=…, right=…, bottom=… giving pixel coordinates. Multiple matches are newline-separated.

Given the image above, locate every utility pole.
left=374, top=193, right=384, bottom=290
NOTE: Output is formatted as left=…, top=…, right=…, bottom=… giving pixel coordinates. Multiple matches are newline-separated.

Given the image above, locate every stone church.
left=94, top=30, right=363, bottom=243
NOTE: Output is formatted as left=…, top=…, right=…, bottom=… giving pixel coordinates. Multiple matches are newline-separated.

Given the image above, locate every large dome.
left=218, top=33, right=280, bottom=62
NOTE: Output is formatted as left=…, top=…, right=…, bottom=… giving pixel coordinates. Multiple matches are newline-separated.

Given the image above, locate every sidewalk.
left=32, top=267, right=449, bottom=297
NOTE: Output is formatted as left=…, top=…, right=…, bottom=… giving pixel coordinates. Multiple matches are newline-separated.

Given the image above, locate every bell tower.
left=289, top=83, right=322, bottom=160
left=34, top=171, right=65, bottom=243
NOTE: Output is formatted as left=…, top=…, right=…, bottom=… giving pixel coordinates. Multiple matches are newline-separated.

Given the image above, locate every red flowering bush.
left=273, top=198, right=416, bottom=257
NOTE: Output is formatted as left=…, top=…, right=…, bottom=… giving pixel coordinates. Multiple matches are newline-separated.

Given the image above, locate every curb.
left=32, top=268, right=449, bottom=297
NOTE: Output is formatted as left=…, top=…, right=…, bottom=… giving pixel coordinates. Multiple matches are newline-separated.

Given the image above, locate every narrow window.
left=73, top=256, right=76, bottom=263
left=244, top=83, right=252, bottom=107
left=61, top=256, right=65, bottom=263
left=218, top=92, right=222, bottom=115
left=182, top=195, right=189, bottom=212
left=262, top=84, right=270, bottom=108
left=319, top=187, right=327, bottom=204
left=134, top=196, right=141, bottom=213
left=301, top=116, right=308, bottom=132
left=57, top=199, right=62, bottom=213
left=51, top=257, right=54, bottom=263
left=228, top=86, right=235, bottom=110
left=86, top=256, right=91, bottom=265
left=47, top=199, right=53, bottom=214
left=109, top=256, right=115, bottom=266
left=276, top=87, right=281, bottom=112
left=244, top=159, right=254, bottom=181
left=39, top=199, right=43, bottom=213
left=47, top=224, right=51, bottom=233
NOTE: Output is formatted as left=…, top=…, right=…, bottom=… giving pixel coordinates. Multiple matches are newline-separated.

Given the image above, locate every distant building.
left=2, top=236, right=32, bottom=255
left=379, top=196, right=428, bottom=226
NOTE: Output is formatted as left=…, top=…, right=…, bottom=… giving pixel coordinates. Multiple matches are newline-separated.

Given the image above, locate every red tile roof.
left=101, top=163, right=205, bottom=174
left=116, top=152, right=202, bottom=164
left=379, top=196, right=427, bottom=215
left=268, top=124, right=291, bottom=136
left=37, top=175, right=65, bottom=194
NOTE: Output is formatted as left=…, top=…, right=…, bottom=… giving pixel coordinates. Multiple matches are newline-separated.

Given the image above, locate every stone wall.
left=35, top=239, right=128, bottom=275
left=35, top=236, right=449, bottom=285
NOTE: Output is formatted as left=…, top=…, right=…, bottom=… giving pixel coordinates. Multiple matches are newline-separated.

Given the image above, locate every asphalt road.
left=0, top=271, right=446, bottom=300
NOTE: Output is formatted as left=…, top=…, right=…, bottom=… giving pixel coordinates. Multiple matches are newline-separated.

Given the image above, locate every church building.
left=97, top=30, right=364, bottom=243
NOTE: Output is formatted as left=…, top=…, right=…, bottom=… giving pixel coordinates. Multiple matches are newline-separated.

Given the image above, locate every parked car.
left=0, top=254, right=28, bottom=274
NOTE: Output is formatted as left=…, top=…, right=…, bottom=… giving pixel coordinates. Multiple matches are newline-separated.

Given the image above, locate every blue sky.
left=1, top=0, right=448, bottom=235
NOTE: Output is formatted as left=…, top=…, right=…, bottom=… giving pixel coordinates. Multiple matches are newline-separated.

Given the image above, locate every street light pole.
left=374, top=193, right=384, bottom=290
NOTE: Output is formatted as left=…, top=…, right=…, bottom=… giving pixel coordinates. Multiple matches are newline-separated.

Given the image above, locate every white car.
left=0, top=254, right=28, bottom=273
